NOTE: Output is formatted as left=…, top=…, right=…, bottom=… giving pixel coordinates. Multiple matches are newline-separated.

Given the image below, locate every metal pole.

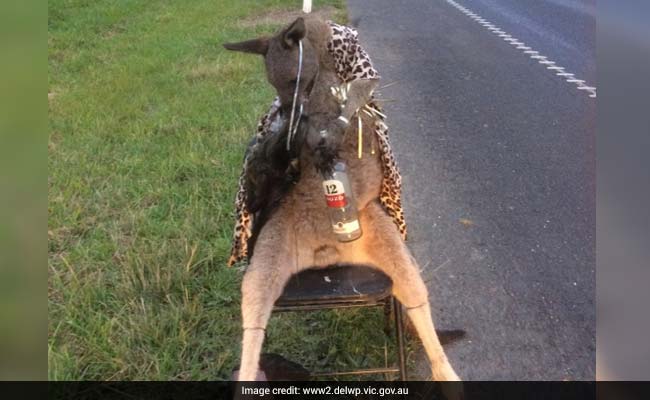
left=303, top=0, right=312, bottom=13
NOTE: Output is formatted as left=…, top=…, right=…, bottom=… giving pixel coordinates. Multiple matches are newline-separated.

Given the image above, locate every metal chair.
left=272, top=264, right=407, bottom=380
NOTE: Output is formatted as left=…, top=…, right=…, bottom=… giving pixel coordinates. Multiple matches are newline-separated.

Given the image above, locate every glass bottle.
left=321, top=160, right=363, bottom=241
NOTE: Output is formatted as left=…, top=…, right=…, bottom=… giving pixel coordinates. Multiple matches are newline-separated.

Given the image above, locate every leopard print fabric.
left=227, top=22, right=406, bottom=266
left=372, top=112, right=407, bottom=241
left=228, top=98, right=281, bottom=264
left=328, top=23, right=379, bottom=82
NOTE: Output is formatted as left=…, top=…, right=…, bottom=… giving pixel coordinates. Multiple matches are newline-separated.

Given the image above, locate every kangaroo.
left=224, top=16, right=460, bottom=382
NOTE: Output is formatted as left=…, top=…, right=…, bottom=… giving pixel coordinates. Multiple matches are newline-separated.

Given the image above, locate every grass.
left=48, top=0, right=412, bottom=381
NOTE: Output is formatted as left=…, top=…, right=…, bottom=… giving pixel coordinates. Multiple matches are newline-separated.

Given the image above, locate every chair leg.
left=393, top=297, right=407, bottom=381
left=383, top=298, right=393, bottom=336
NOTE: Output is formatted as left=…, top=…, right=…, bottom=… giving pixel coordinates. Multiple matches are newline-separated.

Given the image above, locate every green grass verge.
left=48, top=0, right=412, bottom=380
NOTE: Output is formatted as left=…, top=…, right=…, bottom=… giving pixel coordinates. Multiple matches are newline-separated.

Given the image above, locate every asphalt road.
left=346, top=0, right=596, bottom=380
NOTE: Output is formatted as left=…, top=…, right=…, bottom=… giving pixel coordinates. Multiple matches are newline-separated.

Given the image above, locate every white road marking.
left=445, top=0, right=597, bottom=98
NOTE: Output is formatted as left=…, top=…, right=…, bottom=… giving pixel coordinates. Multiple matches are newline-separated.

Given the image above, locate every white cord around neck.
left=286, top=40, right=303, bottom=151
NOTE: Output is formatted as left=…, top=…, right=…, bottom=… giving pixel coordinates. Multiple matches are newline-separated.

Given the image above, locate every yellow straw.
left=357, top=114, right=363, bottom=159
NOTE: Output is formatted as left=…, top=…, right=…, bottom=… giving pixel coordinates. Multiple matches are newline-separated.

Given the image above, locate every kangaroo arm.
left=340, top=78, right=379, bottom=121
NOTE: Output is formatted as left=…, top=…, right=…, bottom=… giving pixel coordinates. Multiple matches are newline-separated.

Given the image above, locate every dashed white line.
left=445, top=0, right=596, bottom=98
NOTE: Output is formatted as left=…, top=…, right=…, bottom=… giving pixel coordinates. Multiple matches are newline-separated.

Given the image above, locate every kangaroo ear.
left=283, top=17, right=306, bottom=48
left=223, top=38, right=269, bottom=55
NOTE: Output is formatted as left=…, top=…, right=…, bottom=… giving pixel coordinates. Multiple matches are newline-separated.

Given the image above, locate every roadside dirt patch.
left=237, top=6, right=343, bottom=29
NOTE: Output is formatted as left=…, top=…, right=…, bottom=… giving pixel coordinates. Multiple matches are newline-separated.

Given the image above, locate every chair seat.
left=274, top=265, right=393, bottom=310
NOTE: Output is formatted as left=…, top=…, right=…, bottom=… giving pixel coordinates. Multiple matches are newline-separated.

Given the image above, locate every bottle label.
left=332, top=220, right=360, bottom=235
left=322, top=179, right=347, bottom=208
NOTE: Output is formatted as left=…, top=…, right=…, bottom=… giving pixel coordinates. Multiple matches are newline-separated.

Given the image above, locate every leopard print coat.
left=227, top=21, right=406, bottom=266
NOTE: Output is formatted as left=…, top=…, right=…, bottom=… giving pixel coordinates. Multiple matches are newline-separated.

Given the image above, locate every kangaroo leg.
left=238, top=221, right=296, bottom=381
left=354, top=202, right=460, bottom=381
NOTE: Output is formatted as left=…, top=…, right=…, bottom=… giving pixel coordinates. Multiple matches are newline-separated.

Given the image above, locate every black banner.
left=1, top=381, right=624, bottom=400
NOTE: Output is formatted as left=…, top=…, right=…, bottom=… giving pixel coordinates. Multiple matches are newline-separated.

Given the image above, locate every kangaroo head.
left=225, top=17, right=348, bottom=174
left=223, top=18, right=322, bottom=114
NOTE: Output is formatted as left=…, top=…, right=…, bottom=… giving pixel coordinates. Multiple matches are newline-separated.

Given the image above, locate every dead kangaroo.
left=224, top=16, right=460, bottom=381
